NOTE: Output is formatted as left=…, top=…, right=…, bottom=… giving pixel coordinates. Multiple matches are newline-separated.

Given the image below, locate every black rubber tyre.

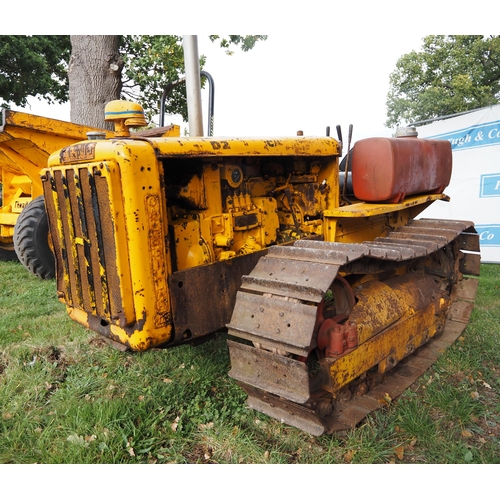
left=13, top=196, right=55, bottom=279
left=0, top=242, right=19, bottom=262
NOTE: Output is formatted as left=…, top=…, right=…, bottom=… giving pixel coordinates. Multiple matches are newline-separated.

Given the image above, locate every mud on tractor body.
left=40, top=101, right=480, bottom=435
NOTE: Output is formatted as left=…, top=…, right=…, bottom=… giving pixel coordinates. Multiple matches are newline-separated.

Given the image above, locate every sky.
left=7, top=0, right=494, bottom=144
left=15, top=34, right=428, bottom=144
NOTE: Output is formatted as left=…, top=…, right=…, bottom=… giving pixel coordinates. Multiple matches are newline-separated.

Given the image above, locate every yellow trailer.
left=0, top=109, right=110, bottom=276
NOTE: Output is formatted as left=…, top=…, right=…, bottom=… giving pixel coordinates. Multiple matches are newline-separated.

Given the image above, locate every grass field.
left=0, top=259, right=499, bottom=465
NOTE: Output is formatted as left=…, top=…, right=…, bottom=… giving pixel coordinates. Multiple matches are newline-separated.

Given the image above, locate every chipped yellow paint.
left=149, top=136, right=341, bottom=158
left=43, top=131, right=344, bottom=350
left=45, top=141, right=175, bottom=351
left=324, top=193, right=449, bottom=218
left=327, top=304, right=444, bottom=393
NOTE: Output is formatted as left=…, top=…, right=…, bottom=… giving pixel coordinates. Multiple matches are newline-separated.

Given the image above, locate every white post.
left=182, top=35, right=204, bottom=136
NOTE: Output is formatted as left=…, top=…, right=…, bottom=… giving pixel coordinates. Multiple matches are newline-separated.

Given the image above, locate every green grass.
left=1, top=260, right=499, bottom=464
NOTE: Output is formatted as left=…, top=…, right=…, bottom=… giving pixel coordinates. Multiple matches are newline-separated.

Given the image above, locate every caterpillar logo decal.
left=60, top=143, right=96, bottom=163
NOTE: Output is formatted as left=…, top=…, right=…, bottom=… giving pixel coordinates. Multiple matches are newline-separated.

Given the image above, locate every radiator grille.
left=43, top=165, right=126, bottom=325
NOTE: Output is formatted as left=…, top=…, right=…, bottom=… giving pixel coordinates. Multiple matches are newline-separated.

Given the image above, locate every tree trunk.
left=68, top=36, right=122, bottom=129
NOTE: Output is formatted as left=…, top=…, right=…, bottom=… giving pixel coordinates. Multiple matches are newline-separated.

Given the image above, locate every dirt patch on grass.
left=184, top=444, right=216, bottom=464
left=89, top=336, right=108, bottom=349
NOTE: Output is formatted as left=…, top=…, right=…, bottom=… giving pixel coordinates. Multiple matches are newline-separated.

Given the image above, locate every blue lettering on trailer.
left=426, top=120, right=500, bottom=151
left=480, top=174, right=500, bottom=197
left=476, top=225, right=500, bottom=247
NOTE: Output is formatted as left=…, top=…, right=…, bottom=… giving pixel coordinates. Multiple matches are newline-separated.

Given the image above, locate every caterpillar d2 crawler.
left=40, top=101, right=480, bottom=435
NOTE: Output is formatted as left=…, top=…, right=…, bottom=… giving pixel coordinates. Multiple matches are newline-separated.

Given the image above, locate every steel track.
left=227, top=219, right=480, bottom=435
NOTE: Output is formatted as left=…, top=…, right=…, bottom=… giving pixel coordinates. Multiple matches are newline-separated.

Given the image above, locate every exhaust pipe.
left=182, top=35, right=204, bottom=137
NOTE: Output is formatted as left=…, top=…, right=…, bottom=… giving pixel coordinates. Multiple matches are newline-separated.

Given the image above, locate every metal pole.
left=182, top=35, right=204, bottom=136
left=159, top=72, right=214, bottom=135
left=200, top=71, right=215, bottom=136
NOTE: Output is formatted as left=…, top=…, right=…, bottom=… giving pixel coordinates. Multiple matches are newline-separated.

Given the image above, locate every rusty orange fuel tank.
left=351, top=136, right=452, bottom=203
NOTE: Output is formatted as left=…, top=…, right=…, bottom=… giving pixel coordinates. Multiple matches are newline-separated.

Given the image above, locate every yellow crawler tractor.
left=0, top=109, right=109, bottom=276
left=40, top=100, right=480, bottom=435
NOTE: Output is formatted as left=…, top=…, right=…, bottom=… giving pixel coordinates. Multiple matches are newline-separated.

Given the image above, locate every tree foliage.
left=386, top=35, right=500, bottom=128
left=209, top=35, right=268, bottom=54
left=120, top=35, right=192, bottom=122
left=0, top=35, right=267, bottom=122
left=0, top=35, right=70, bottom=108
